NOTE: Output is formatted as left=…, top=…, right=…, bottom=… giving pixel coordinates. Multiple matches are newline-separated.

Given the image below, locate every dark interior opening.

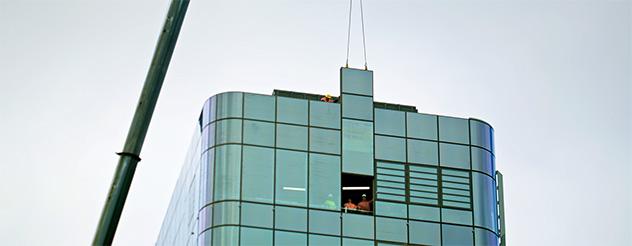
left=341, top=173, right=374, bottom=215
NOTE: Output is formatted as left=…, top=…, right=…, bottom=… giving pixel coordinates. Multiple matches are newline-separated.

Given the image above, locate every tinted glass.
left=275, top=150, right=307, bottom=206
left=274, top=231, right=306, bottom=246
left=213, top=201, right=239, bottom=226
left=406, top=113, right=437, bottom=140
left=201, top=150, right=214, bottom=206
left=342, top=238, right=373, bottom=246
left=240, top=227, right=272, bottom=246
left=309, top=154, right=341, bottom=210
left=470, top=120, right=493, bottom=152
left=275, top=206, right=307, bottom=231
left=214, top=145, right=241, bottom=201
left=442, top=208, right=473, bottom=225
left=277, top=97, right=308, bottom=125
left=310, top=100, right=341, bottom=129
left=202, top=96, right=216, bottom=126
left=309, top=234, right=340, bottom=246
left=244, top=93, right=275, bottom=121
left=342, top=119, right=374, bottom=175
left=243, top=120, right=275, bottom=147
left=309, top=209, right=341, bottom=235
left=215, top=119, right=242, bottom=145
left=341, top=67, right=373, bottom=96
left=375, top=135, right=406, bottom=162
left=199, top=205, right=212, bottom=231
left=242, top=146, right=274, bottom=202
left=376, top=217, right=407, bottom=243
left=342, top=213, right=374, bottom=239
left=342, top=94, right=373, bottom=121
left=471, top=147, right=493, bottom=176
left=442, top=224, right=473, bottom=246
left=438, top=116, right=469, bottom=144
left=475, top=228, right=499, bottom=246
left=375, top=201, right=407, bottom=218
left=407, top=139, right=438, bottom=165
left=213, top=226, right=239, bottom=246
left=276, top=124, right=308, bottom=151
left=309, top=128, right=341, bottom=154
left=409, top=221, right=440, bottom=245
left=241, top=202, right=273, bottom=228
left=409, top=204, right=440, bottom=222
left=439, top=143, right=471, bottom=169
left=473, top=172, right=498, bottom=232
left=375, top=109, right=405, bottom=136
left=216, top=92, right=243, bottom=120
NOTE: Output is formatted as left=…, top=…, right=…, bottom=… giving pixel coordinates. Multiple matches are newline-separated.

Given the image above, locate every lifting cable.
left=345, top=0, right=369, bottom=70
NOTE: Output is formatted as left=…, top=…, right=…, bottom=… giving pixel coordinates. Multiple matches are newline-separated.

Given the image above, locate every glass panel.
left=244, top=93, right=275, bottom=121
left=275, top=206, right=307, bottom=231
left=341, top=67, right=373, bottom=96
left=240, top=227, right=272, bottom=246
left=309, top=128, right=341, bottom=155
left=473, top=173, right=498, bottom=232
left=243, top=120, right=275, bottom=147
left=409, top=205, right=439, bottom=222
left=277, top=97, right=308, bottom=125
left=276, top=150, right=308, bottom=206
left=202, top=96, right=216, bottom=126
left=470, top=120, right=493, bottom=152
left=442, top=224, right=473, bottom=246
left=276, top=124, right=308, bottom=151
left=475, top=228, right=499, bottom=246
left=201, top=150, right=214, bottom=206
left=213, top=201, right=239, bottom=226
left=342, top=119, right=374, bottom=175
left=309, top=234, right=340, bottom=246
left=199, top=205, right=212, bottom=231
left=309, top=154, right=341, bottom=210
left=375, top=201, right=407, bottom=218
left=217, top=92, right=243, bottom=120
left=342, top=238, right=373, bottom=246
left=242, top=146, right=274, bottom=203
left=214, top=145, right=241, bottom=201
left=407, top=139, right=438, bottom=165
left=310, top=100, right=341, bottom=129
left=439, top=143, right=471, bottom=169
left=442, top=208, right=473, bottom=225
left=409, top=221, right=440, bottom=245
left=241, top=202, right=273, bottom=228
left=309, top=210, right=341, bottom=235
left=342, top=213, right=374, bottom=239
left=375, top=135, right=406, bottom=162
left=274, top=231, right=306, bottom=246
left=213, top=226, right=239, bottom=246
left=199, top=229, right=212, bottom=246
left=342, top=94, right=373, bottom=121
left=215, top=119, right=242, bottom=145
left=375, top=108, right=405, bottom=137
left=376, top=217, right=407, bottom=243
left=472, top=147, right=493, bottom=176
left=406, top=113, right=437, bottom=140
left=438, top=116, right=469, bottom=144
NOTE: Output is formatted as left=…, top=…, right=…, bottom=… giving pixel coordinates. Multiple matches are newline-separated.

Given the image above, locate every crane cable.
left=345, top=0, right=369, bottom=70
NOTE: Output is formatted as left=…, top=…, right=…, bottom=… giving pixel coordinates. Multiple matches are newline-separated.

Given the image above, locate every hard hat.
left=362, top=194, right=367, bottom=197
left=325, top=94, right=332, bottom=99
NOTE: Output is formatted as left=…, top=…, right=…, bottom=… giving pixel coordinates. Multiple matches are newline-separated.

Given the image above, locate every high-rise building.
left=157, top=68, right=506, bottom=246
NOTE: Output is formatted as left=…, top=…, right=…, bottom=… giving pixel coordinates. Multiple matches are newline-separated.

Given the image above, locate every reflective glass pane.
left=214, top=145, right=241, bottom=201
left=213, top=226, right=239, bottom=246
left=202, top=96, right=216, bottom=126
left=442, top=224, right=473, bottom=246
left=309, top=128, right=341, bottom=155
left=341, top=67, right=373, bottom=96
left=199, top=229, right=212, bottom=246
left=240, top=227, right=272, bottom=246
left=243, top=120, right=275, bottom=147
left=217, top=92, right=243, bottom=120
left=310, top=100, right=341, bottom=129
left=309, top=234, right=340, bottom=246
left=442, top=208, right=473, bottom=225
left=409, top=205, right=439, bottom=222
left=309, top=154, right=341, bottom=210
left=342, top=213, right=374, bottom=239
left=342, top=94, right=373, bottom=121
left=409, top=221, right=440, bottom=245
left=376, top=217, right=407, bottom=243
left=309, top=210, right=341, bottom=235
left=475, top=228, right=499, bottom=246
left=216, top=119, right=242, bottom=145
left=406, top=113, right=437, bottom=140
left=244, top=93, right=275, bottom=121
left=242, top=146, right=274, bottom=202
left=213, top=201, right=239, bottom=226
left=276, top=150, right=307, bottom=206
left=241, top=202, right=273, bottom=228
left=274, top=231, right=306, bottom=246
left=407, top=139, right=438, bottom=165
left=439, top=143, right=471, bottom=169
left=473, top=173, right=498, bottom=232
left=470, top=120, right=493, bottom=152
left=201, top=150, right=214, bottom=206
left=342, top=119, right=374, bottom=175
left=277, top=97, right=308, bottom=125
left=375, top=109, right=405, bottom=137
left=438, top=116, right=469, bottom=144
left=275, top=206, right=307, bottom=231
left=199, top=205, right=212, bottom=231
left=277, top=124, right=308, bottom=151
left=375, top=135, right=406, bottom=162
left=472, top=147, right=493, bottom=176
left=342, top=238, right=373, bottom=246
left=376, top=201, right=407, bottom=218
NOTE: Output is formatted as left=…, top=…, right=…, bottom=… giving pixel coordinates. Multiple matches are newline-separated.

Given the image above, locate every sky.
left=0, top=0, right=630, bottom=245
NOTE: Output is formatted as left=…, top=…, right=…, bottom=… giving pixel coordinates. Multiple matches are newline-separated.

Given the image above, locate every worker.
left=343, top=198, right=357, bottom=210
left=324, top=193, right=337, bottom=210
left=357, top=194, right=373, bottom=212
left=320, top=94, right=334, bottom=103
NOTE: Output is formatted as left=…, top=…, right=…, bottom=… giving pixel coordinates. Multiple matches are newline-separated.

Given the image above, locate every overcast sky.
left=1, top=0, right=630, bottom=245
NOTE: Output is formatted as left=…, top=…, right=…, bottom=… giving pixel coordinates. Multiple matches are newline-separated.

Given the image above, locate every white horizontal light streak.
left=283, top=187, right=306, bottom=191
left=342, top=186, right=370, bottom=190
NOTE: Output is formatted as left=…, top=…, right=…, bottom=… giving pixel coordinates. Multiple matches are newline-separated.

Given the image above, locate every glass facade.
left=158, top=69, right=504, bottom=246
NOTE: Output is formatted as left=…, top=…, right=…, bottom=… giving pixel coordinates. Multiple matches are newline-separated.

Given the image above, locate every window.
left=214, top=145, right=241, bottom=201
left=240, top=227, right=272, bottom=246
left=309, top=210, right=341, bottom=235
left=342, top=94, right=373, bottom=121
left=309, top=154, right=341, bottom=210
left=275, top=150, right=307, bottom=206
left=407, top=113, right=437, bottom=140
left=212, top=226, right=239, bottom=246
left=375, top=109, right=405, bottom=137
left=201, top=123, right=214, bottom=151
left=275, top=206, right=307, bottom=231
left=409, top=204, right=439, bottom=222
left=202, top=96, right=216, bottom=126
left=472, top=146, right=494, bottom=176
left=408, top=165, right=439, bottom=205
left=242, top=146, right=274, bottom=202
left=376, top=217, right=407, bottom=243
left=375, top=201, right=407, bottom=218
left=375, top=135, right=406, bottom=162
left=409, top=221, right=440, bottom=245
left=439, top=143, right=470, bottom=170
left=309, top=128, right=341, bottom=155
left=475, top=228, right=499, bottom=246
left=310, top=100, right=341, bottom=129
left=276, top=124, right=308, bottom=151
left=442, top=224, right=473, bottom=246
left=243, top=120, right=275, bottom=147
left=438, top=116, right=469, bottom=144
left=470, top=119, right=493, bottom=152
left=441, top=169, right=472, bottom=209
left=274, top=231, right=306, bottom=246
left=442, top=208, right=473, bottom=225
left=341, top=67, right=373, bottom=96
left=309, top=234, right=340, bottom=246
left=342, top=173, right=373, bottom=213
left=376, top=162, right=405, bottom=203
left=473, top=172, right=498, bottom=232
left=407, top=139, right=438, bottom=165
left=342, top=238, right=374, bottom=246
left=244, top=93, right=275, bottom=121
left=342, top=119, right=374, bottom=175
left=241, top=202, right=273, bottom=228
left=213, top=201, right=239, bottom=226
left=277, top=97, right=308, bottom=125
left=342, top=213, right=374, bottom=239
left=200, top=150, right=214, bottom=205
left=215, top=119, right=242, bottom=145
left=199, top=205, right=212, bottom=231
left=216, top=92, right=243, bottom=120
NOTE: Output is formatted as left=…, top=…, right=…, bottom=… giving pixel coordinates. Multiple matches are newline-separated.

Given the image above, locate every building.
left=157, top=68, right=506, bottom=245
